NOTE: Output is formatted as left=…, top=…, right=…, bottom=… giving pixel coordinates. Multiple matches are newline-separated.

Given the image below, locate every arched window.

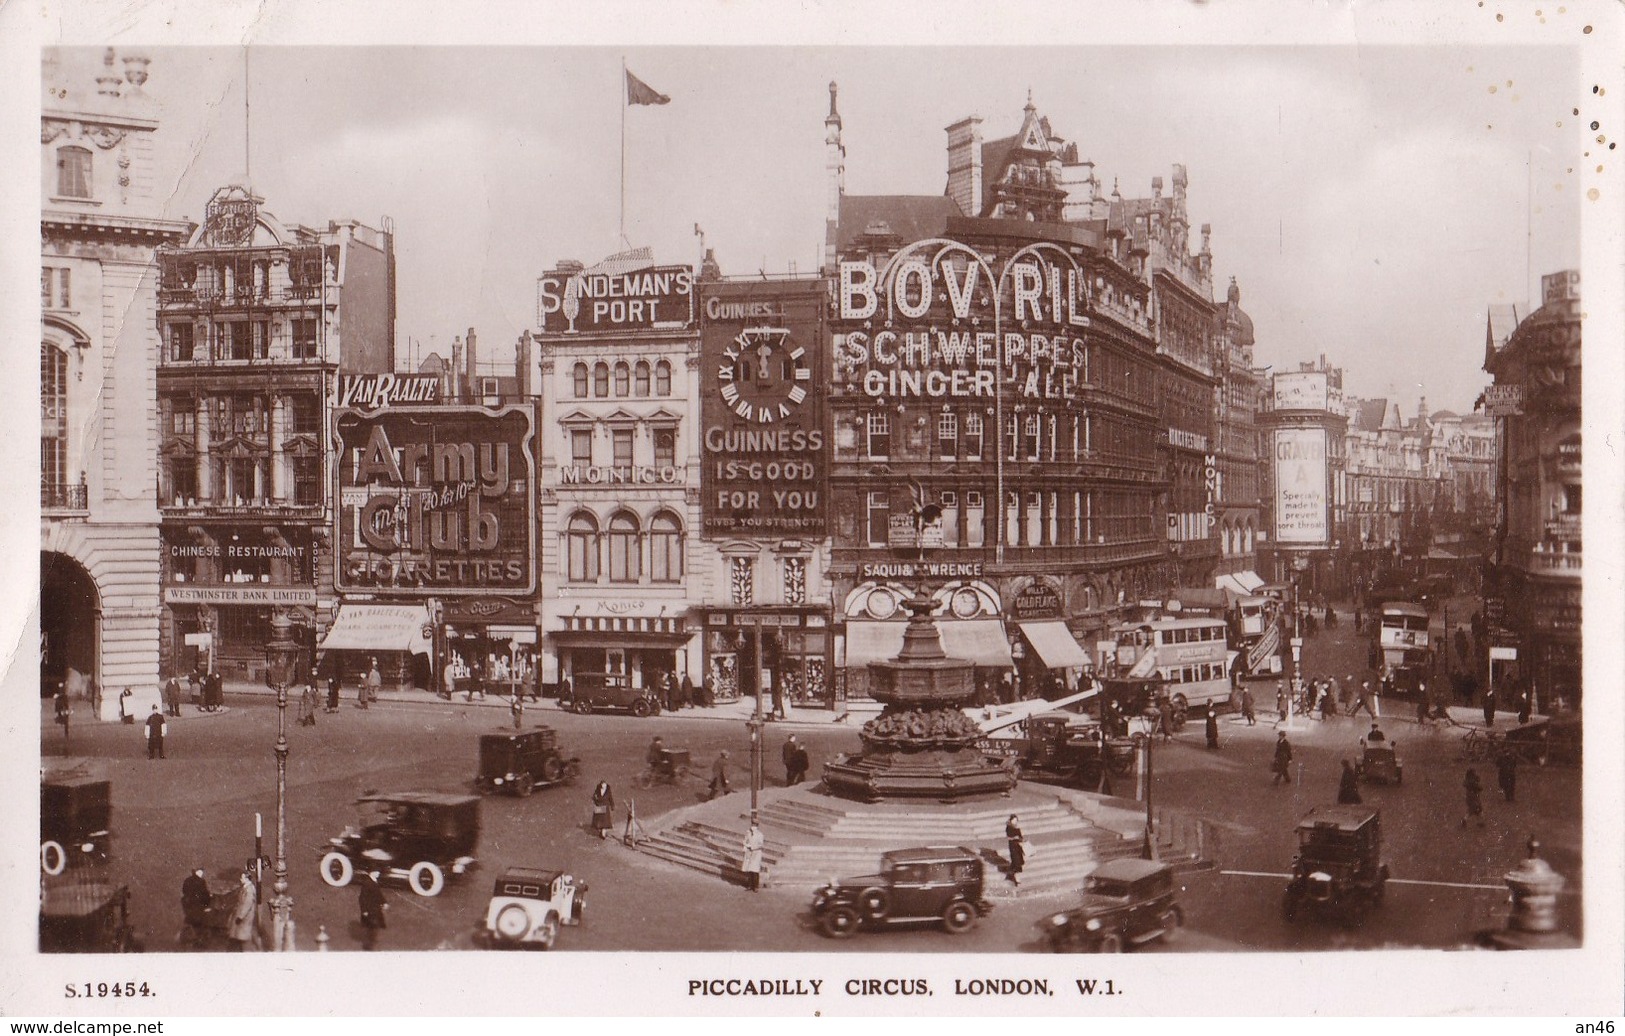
left=613, top=362, right=630, bottom=396
left=566, top=512, right=599, bottom=582
left=593, top=362, right=610, bottom=397
left=41, top=343, right=68, bottom=502
left=56, top=146, right=92, bottom=199
left=648, top=511, right=683, bottom=583
left=572, top=362, right=589, bottom=398
left=607, top=512, right=641, bottom=583
left=634, top=361, right=651, bottom=397
left=654, top=360, right=671, bottom=396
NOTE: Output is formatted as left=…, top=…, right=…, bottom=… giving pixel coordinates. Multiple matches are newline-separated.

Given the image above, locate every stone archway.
left=40, top=551, right=99, bottom=698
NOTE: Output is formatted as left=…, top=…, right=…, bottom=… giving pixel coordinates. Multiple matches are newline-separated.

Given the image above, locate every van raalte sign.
left=333, top=405, right=537, bottom=594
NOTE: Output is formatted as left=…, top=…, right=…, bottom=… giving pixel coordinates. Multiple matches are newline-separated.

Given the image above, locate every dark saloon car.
left=559, top=672, right=662, bottom=717
left=475, top=727, right=581, bottom=796
left=40, top=880, right=140, bottom=953
left=41, top=773, right=111, bottom=875
left=1042, top=857, right=1184, bottom=952
left=319, top=792, right=480, bottom=897
left=1283, top=806, right=1390, bottom=927
left=811, top=846, right=992, bottom=938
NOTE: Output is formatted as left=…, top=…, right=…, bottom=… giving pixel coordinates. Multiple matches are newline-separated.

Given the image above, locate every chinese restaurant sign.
left=699, top=280, right=827, bottom=536
left=333, top=405, right=537, bottom=594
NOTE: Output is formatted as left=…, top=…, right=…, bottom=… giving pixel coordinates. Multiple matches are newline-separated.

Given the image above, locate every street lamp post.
left=263, top=615, right=301, bottom=952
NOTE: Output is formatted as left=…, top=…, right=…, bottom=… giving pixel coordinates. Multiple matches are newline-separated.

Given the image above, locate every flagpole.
left=620, top=57, right=627, bottom=246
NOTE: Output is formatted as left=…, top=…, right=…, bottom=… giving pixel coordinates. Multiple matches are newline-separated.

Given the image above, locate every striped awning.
left=843, top=619, right=1013, bottom=668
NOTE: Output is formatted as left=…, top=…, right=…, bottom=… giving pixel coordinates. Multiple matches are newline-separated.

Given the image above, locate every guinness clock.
left=716, top=327, right=811, bottom=424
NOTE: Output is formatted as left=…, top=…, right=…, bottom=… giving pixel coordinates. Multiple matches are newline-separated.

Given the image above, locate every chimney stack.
left=465, top=326, right=478, bottom=393
left=450, top=336, right=464, bottom=403
left=945, top=115, right=985, bottom=217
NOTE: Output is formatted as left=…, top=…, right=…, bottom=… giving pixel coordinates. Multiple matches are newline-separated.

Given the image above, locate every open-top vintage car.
left=811, top=846, right=992, bottom=938
left=1283, top=806, right=1390, bottom=927
left=319, top=792, right=479, bottom=897
left=477, top=867, right=588, bottom=950
left=559, top=672, right=662, bottom=717
left=41, top=772, right=111, bottom=875
left=40, top=879, right=141, bottom=953
left=1355, top=740, right=1403, bottom=785
left=475, top=727, right=581, bottom=796
left=1041, top=857, right=1185, bottom=953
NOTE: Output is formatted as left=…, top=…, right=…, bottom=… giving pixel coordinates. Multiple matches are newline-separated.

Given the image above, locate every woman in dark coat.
left=325, top=671, right=341, bottom=713
left=1461, top=768, right=1485, bottom=827
left=590, top=781, right=615, bottom=839
left=357, top=870, right=387, bottom=950
left=1005, top=815, right=1026, bottom=885
left=1337, top=760, right=1362, bottom=804
left=1204, top=704, right=1220, bottom=750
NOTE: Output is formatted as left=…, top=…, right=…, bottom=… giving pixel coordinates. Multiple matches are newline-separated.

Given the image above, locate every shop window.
left=572, top=362, right=589, bottom=398
left=611, top=428, right=634, bottom=475
left=649, top=511, right=683, bottom=583
left=654, top=360, right=672, bottom=396
left=867, top=491, right=889, bottom=546
left=593, top=362, right=609, bottom=397
left=866, top=411, right=890, bottom=458
left=964, top=413, right=983, bottom=459
left=653, top=428, right=676, bottom=470
left=937, top=411, right=958, bottom=459
left=56, top=146, right=92, bottom=199
left=607, top=512, right=641, bottom=583
left=566, top=512, right=599, bottom=582
left=291, top=318, right=318, bottom=360
left=571, top=429, right=593, bottom=468
left=168, top=322, right=195, bottom=362
left=613, top=362, right=630, bottom=396
left=634, top=361, right=651, bottom=397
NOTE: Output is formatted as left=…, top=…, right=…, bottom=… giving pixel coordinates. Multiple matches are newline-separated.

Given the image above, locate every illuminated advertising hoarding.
left=1271, top=371, right=1328, bottom=411
left=334, top=405, right=537, bottom=595
left=699, top=280, right=826, bottom=536
left=536, top=258, right=694, bottom=334
left=831, top=239, right=1093, bottom=402
left=1273, top=426, right=1329, bottom=544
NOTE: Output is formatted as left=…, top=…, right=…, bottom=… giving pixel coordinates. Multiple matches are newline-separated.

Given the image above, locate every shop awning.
left=843, top=619, right=1013, bottom=668
left=1169, top=587, right=1232, bottom=612
left=1017, top=621, right=1091, bottom=669
left=1215, top=570, right=1266, bottom=596
left=318, top=604, right=433, bottom=655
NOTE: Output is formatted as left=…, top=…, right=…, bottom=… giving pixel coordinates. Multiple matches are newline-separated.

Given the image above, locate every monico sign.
left=334, top=405, right=537, bottom=594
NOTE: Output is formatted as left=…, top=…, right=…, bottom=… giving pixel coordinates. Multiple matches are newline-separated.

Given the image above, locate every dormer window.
left=56, top=146, right=92, bottom=199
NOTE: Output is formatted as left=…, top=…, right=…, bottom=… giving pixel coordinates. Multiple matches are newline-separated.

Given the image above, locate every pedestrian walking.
left=793, top=740, right=810, bottom=787
left=1495, top=750, right=1518, bottom=803
left=1350, top=681, right=1368, bottom=718
left=1415, top=688, right=1431, bottom=726
left=325, top=672, right=341, bottom=713
left=1240, top=686, right=1256, bottom=726
left=364, top=658, right=382, bottom=704
left=662, top=671, right=678, bottom=714
left=227, top=871, right=258, bottom=951
left=355, top=668, right=370, bottom=709
left=1461, top=768, right=1486, bottom=827
left=1204, top=703, right=1220, bottom=750
left=1271, top=732, right=1293, bottom=787
left=187, top=667, right=202, bottom=709
left=680, top=673, right=696, bottom=710
left=509, top=690, right=524, bottom=729
left=145, top=704, right=167, bottom=759
left=558, top=675, right=573, bottom=709
left=741, top=823, right=765, bottom=892
left=53, top=685, right=71, bottom=742
left=1482, top=687, right=1496, bottom=727
left=357, top=870, right=387, bottom=950
left=1154, top=698, right=1174, bottom=742
left=179, top=867, right=211, bottom=948
left=1368, top=679, right=1382, bottom=720
left=1005, top=814, right=1026, bottom=885
left=1275, top=681, right=1288, bottom=722
left=118, top=686, right=134, bottom=723
left=1319, top=684, right=1337, bottom=722
left=1517, top=689, right=1532, bottom=726
left=782, top=735, right=802, bottom=785
left=708, top=750, right=732, bottom=800
left=1337, top=759, right=1362, bottom=804
left=163, top=673, right=182, bottom=717
left=440, top=660, right=457, bottom=701
left=299, top=677, right=319, bottom=728
left=590, top=781, right=615, bottom=839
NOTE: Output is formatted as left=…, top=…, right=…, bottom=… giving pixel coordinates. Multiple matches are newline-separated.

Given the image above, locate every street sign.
left=1489, top=646, right=1518, bottom=661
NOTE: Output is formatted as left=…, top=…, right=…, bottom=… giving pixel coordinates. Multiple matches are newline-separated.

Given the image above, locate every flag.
left=626, top=69, right=670, bottom=106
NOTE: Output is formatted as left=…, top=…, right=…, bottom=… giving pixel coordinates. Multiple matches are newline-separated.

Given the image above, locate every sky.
left=43, top=37, right=1581, bottom=415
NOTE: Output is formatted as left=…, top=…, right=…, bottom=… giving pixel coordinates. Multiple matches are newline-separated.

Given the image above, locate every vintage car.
left=978, top=712, right=1137, bottom=789
left=39, top=879, right=141, bottom=953
left=811, top=846, right=992, bottom=938
left=1282, top=806, right=1390, bottom=927
left=559, top=672, right=662, bottom=718
left=319, top=792, right=480, bottom=897
left=41, top=772, right=112, bottom=875
left=475, top=728, right=581, bottom=796
left=1355, top=739, right=1403, bottom=785
left=477, top=867, right=588, bottom=950
left=1041, top=857, right=1185, bottom=953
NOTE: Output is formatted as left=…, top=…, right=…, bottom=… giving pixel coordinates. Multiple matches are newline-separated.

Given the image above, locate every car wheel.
left=535, top=913, right=559, bottom=950
left=1099, top=933, right=1124, bottom=953
left=319, top=851, right=354, bottom=888
left=857, top=887, right=890, bottom=920
left=941, top=900, right=977, bottom=934
left=540, top=757, right=564, bottom=783
left=515, top=773, right=535, bottom=797
left=40, top=840, right=67, bottom=876
left=572, top=699, right=592, bottom=715
left=630, top=699, right=652, bottom=718
left=409, top=861, right=446, bottom=897
left=1160, top=905, right=1185, bottom=935
left=821, top=905, right=860, bottom=939
left=493, top=903, right=530, bottom=943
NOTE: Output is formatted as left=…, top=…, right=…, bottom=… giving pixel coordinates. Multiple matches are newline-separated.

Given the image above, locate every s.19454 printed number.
left=64, top=982, right=154, bottom=999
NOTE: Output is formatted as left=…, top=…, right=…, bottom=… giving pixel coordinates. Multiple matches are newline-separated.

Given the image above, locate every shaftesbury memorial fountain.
left=823, top=487, right=1018, bottom=802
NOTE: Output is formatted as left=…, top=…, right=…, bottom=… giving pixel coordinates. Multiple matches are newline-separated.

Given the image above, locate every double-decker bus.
left=1228, top=595, right=1284, bottom=679
left=1114, top=617, right=1236, bottom=717
left=1373, top=601, right=1430, bottom=694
